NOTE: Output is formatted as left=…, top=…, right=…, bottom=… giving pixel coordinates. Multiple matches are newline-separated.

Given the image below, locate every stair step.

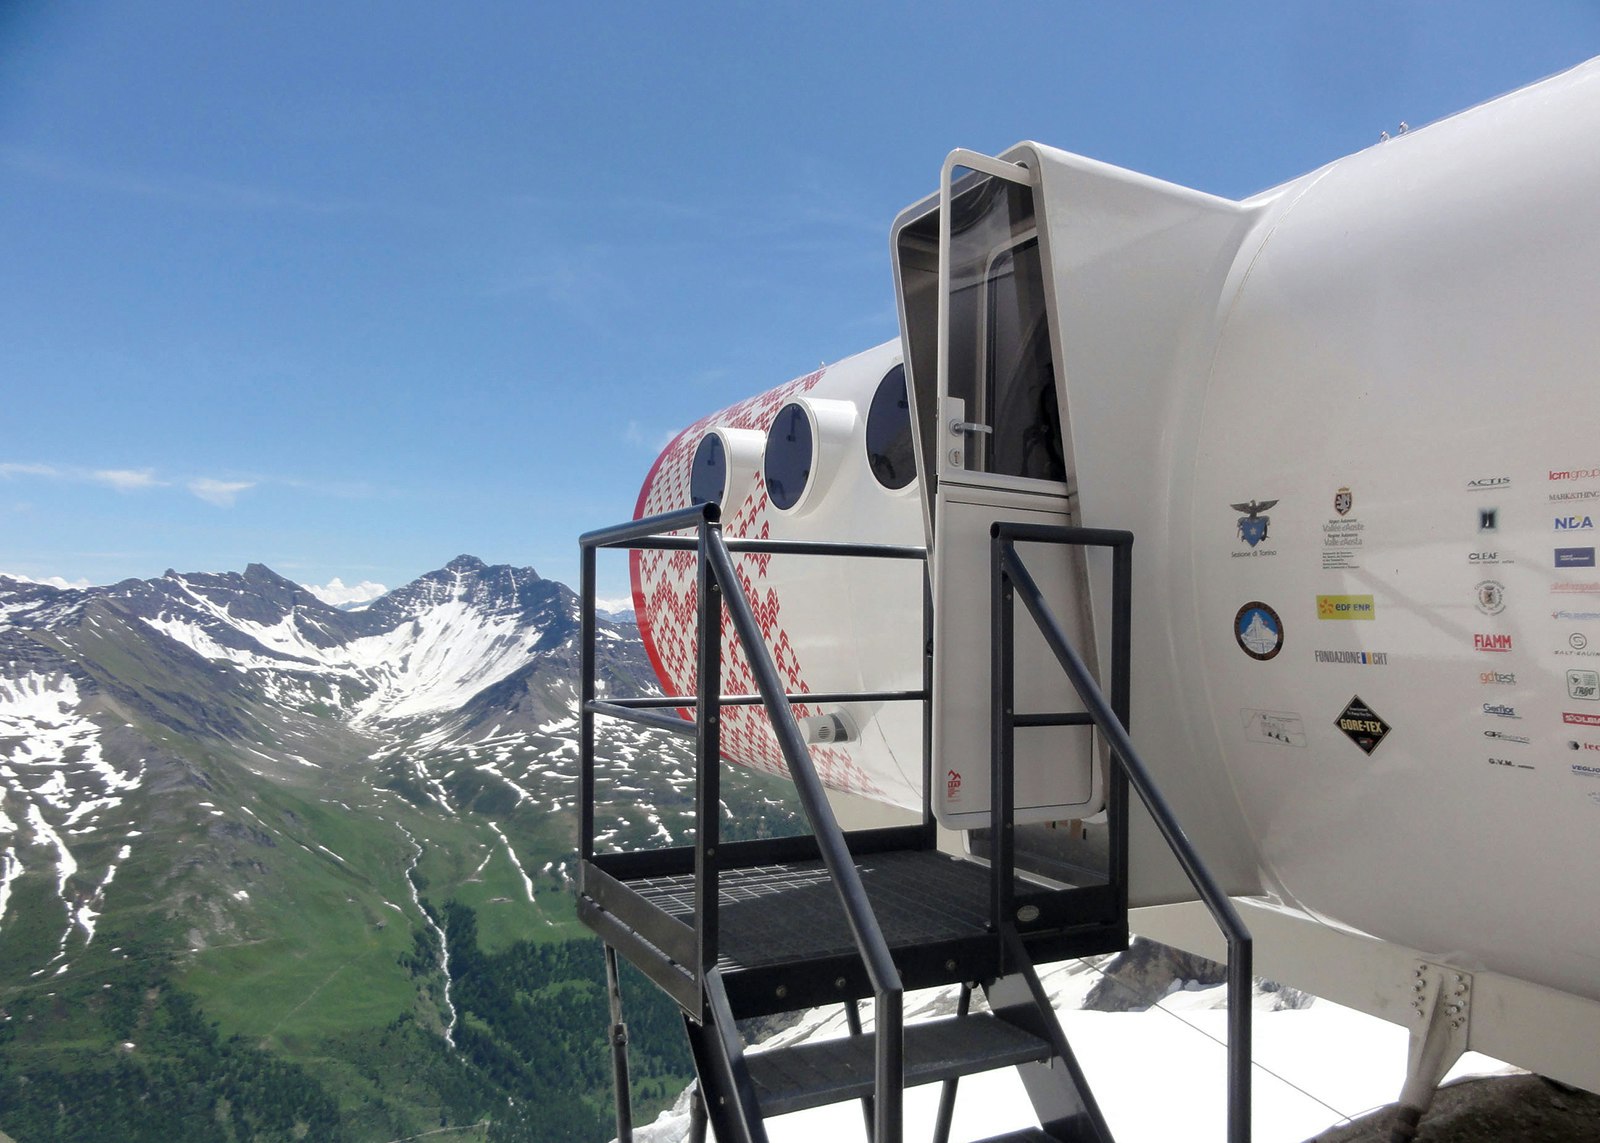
left=746, top=1012, right=1053, bottom=1117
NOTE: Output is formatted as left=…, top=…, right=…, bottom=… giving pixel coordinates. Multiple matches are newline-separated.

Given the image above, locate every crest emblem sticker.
left=1333, top=487, right=1352, bottom=516
left=1235, top=602, right=1284, bottom=661
left=1231, top=499, right=1278, bottom=548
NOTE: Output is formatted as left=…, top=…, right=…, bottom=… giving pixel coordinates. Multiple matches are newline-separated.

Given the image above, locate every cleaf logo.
left=1317, top=594, right=1375, bottom=620
left=1568, top=669, right=1600, bottom=700
left=1468, top=476, right=1511, bottom=491
left=1482, top=702, right=1520, bottom=719
left=1474, top=580, right=1506, bottom=615
left=1231, top=499, right=1278, bottom=549
left=1556, top=547, right=1597, bottom=568
left=1550, top=467, right=1600, bottom=482
left=1564, top=711, right=1600, bottom=726
left=1474, top=633, right=1513, bottom=652
left=1469, top=551, right=1502, bottom=564
left=1479, top=670, right=1516, bottom=685
left=1556, top=516, right=1596, bottom=531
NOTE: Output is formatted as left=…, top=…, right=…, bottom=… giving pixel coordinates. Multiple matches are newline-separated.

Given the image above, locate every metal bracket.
left=1391, top=961, right=1473, bottom=1141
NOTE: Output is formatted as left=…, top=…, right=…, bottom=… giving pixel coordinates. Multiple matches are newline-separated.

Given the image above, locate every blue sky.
left=3, top=3, right=1596, bottom=602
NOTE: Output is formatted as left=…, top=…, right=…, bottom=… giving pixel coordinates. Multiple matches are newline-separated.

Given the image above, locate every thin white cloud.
left=301, top=577, right=389, bottom=607
left=594, top=596, right=636, bottom=615
left=1, top=462, right=61, bottom=479
left=0, top=571, right=92, bottom=590
left=93, top=468, right=165, bottom=492
left=187, top=478, right=255, bottom=507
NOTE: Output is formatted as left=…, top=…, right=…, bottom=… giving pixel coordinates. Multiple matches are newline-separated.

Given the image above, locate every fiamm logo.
left=1474, top=633, right=1513, bottom=652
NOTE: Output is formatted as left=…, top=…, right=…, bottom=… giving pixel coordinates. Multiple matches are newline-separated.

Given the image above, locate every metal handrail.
left=579, top=503, right=916, bottom=1143
left=991, top=522, right=1252, bottom=1143
left=702, top=528, right=906, bottom=1143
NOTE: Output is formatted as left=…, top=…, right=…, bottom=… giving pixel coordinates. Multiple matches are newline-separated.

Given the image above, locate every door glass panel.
left=943, top=169, right=1063, bottom=482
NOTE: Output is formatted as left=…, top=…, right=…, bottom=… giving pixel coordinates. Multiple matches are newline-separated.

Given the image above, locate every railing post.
left=989, top=531, right=1017, bottom=951
left=695, top=515, right=723, bottom=997
left=580, top=543, right=597, bottom=861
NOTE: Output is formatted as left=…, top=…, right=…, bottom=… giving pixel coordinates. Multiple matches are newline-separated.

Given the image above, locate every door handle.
left=950, top=419, right=994, bottom=436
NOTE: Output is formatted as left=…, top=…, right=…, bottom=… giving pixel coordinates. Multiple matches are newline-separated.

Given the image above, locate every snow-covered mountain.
left=0, top=555, right=797, bottom=1140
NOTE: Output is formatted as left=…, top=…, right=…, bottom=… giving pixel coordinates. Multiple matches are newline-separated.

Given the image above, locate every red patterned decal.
left=628, top=370, right=883, bottom=798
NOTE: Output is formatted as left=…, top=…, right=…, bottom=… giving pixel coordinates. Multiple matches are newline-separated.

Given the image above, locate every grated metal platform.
left=624, top=849, right=1003, bottom=970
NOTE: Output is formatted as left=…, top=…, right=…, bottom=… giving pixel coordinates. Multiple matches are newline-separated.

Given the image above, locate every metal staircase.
left=577, top=504, right=1251, bottom=1143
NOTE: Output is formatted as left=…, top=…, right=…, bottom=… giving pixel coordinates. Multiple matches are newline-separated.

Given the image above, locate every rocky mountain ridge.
left=0, top=555, right=798, bottom=1141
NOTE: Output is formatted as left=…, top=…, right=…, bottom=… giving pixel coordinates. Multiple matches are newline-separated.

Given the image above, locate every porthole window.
left=865, top=364, right=915, bottom=490
left=690, top=433, right=727, bottom=507
left=764, top=402, right=814, bottom=511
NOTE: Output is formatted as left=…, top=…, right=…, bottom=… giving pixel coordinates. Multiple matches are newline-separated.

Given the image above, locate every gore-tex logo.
left=1474, top=633, right=1513, bottom=652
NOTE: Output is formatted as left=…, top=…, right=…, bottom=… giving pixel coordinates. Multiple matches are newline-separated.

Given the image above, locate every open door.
left=894, top=151, right=1103, bottom=829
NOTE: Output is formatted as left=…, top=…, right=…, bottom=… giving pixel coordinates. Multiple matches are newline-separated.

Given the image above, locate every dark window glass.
left=865, top=364, right=916, bottom=490
left=764, top=403, right=813, bottom=510
left=690, top=434, right=726, bottom=506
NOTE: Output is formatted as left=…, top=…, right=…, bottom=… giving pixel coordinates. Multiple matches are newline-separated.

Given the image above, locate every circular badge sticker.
left=1235, top=602, right=1284, bottom=661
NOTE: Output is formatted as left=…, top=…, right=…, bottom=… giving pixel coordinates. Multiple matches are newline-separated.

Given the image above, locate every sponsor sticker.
left=1241, top=708, right=1307, bottom=748
left=1554, top=610, right=1600, bottom=621
left=1479, top=507, right=1499, bottom=532
left=1483, top=730, right=1531, bottom=744
left=1558, top=632, right=1600, bottom=658
left=1468, top=476, right=1511, bottom=492
left=1335, top=695, right=1391, bottom=755
left=1321, top=490, right=1364, bottom=570
left=1474, top=633, right=1513, bottom=652
left=1314, top=649, right=1389, bottom=665
left=1317, top=594, right=1375, bottom=620
left=1572, top=762, right=1600, bottom=777
left=1469, top=551, right=1510, bottom=566
left=1568, top=669, right=1600, bottom=700
left=1564, top=711, right=1600, bottom=727
left=1235, top=602, right=1283, bottom=661
left=1231, top=499, right=1278, bottom=556
left=945, top=768, right=963, bottom=802
left=1550, top=467, right=1600, bottom=482
left=1555, top=515, right=1596, bottom=531
left=1479, top=670, right=1516, bottom=685
left=1474, top=580, right=1506, bottom=615
left=1568, top=741, right=1600, bottom=753
left=1556, top=547, right=1597, bottom=568
left=1551, top=489, right=1600, bottom=502
left=1489, top=756, right=1535, bottom=770
left=1552, top=582, right=1600, bottom=594
left=1482, top=702, right=1520, bottom=719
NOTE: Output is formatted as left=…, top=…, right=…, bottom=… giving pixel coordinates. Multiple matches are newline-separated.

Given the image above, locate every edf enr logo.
left=1555, top=516, right=1596, bottom=531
